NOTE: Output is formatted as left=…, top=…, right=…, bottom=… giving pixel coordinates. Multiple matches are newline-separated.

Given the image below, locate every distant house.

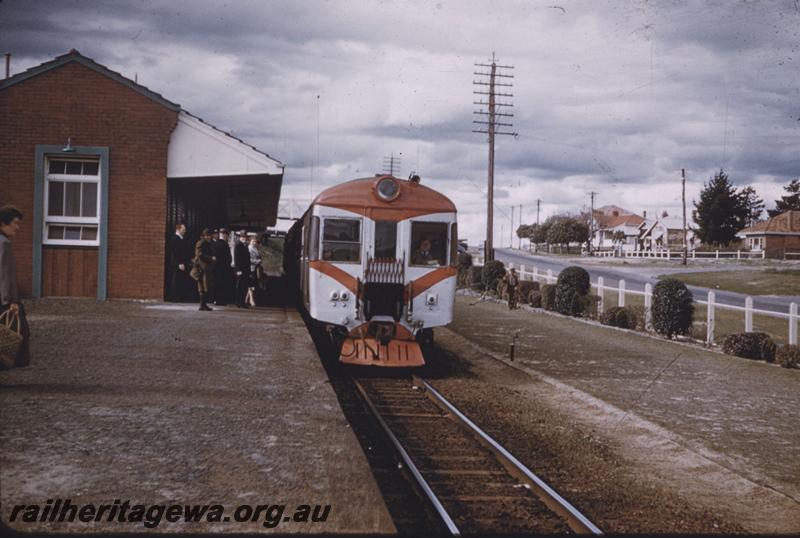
left=592, top=205, right=645, bottom=252
left=638, top=215, right=699, bottom=251
left=739, top=210, right=800, bottom=258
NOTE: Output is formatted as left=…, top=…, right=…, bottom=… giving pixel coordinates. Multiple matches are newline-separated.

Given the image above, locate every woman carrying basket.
left=0, top=205, right=30, bottom=368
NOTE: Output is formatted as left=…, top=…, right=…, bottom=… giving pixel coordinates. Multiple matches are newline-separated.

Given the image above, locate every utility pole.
left=510, top=205, right=515, bottom=248
left=682, top=168, right=688, bottom=266
left=518, top=204, right=523, bottom=249
left=382, top=152, right=402, bottom=176
left=588, top=191, right=598, bottom=256
left=536, top=199, right=541, bottom=224
left=473, top=53, right=517, bottom=262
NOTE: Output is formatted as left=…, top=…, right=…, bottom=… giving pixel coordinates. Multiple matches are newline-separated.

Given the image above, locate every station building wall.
left=0, top=61, right=178, bottom=299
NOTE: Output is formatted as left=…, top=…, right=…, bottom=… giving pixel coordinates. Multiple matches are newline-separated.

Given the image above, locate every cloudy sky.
left=2, top=0, right=799, bottom=244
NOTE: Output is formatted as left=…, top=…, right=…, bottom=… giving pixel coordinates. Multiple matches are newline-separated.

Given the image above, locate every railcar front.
left=295, top=175, right=457, bottom=367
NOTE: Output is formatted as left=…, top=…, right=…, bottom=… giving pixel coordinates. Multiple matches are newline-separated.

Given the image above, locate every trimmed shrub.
left=457, top=252, right=473, bottom=286
left=776, top=345, right=800, bottom=369
left=540, top=284, right=557, bottom=311
left=528, top=290, right=542, bottom=308
left=518, top=280, right=539, bottom=302
left=722, top=332, right=776, bottom=362
left=554, top=266, right=591, bottom=316
left=468, top=266, right=483, bottom=289
left=600, top=306, right=638, bottom=329
left=582, top=294, right=601, bottom=319
left=627, top=305, right=647, bottom=331
left=556, top=266, right=591, bottom=294
left=652, top=278, right=694, bottom=338
left=481, top=260, right=506, bottom=295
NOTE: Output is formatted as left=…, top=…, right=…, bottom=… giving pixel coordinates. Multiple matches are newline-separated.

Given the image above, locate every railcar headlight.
left=330, top=291, right=340, bottom=301
left=426, top=293, right=438, bottom=306
left=376, top=177, right=400, bottom=201
left=340, top=291, right=349, bottom=301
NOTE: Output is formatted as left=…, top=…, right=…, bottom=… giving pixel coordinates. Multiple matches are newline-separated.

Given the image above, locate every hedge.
left=721, top=332, right=776, bottom=362
left=600, top=306, right=638, bottom=329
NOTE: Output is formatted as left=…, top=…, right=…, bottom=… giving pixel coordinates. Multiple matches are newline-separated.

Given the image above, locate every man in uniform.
left=233, top=230, right=251, bottom=308
left=412, top=238, right=435, bottom=265
left=169, top=222, right=193, bottom=301
left=211, top=227, right=234, bottom=305
left=191, top=228, right=216, bottom=311
left=502, top=268, right=519, bottom=309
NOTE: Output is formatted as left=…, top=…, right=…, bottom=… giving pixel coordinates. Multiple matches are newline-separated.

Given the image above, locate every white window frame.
left=43, top=157, right=102, bottom=246
left=321, top=217, right=362, bottom=264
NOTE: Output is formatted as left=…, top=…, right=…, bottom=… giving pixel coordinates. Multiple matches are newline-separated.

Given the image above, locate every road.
left=494, top=248, right=800, bottom=315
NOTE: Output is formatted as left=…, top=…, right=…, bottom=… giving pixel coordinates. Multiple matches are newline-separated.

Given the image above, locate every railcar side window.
left=308, top=216, right=320, bottom=261
left=374, top=220, right=397, bottom=260
left=410, top=222, right=448, bottom=267
left=450, top=222, right=458, bottom=267
left=322, top=218, right=361, bottom=263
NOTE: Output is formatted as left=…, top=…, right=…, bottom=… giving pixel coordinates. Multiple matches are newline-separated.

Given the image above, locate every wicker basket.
left=0, top=310, right=23, bottom=358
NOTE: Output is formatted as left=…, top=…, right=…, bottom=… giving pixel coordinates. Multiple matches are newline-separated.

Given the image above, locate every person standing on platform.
left=212, top=228, right=234, bottom=305
left=0, top=205, right=30, bottom=368
left=245, top=236, right=263, bottom=307
left=233, top=230, right=251, bottom=308
left=502, top=268, right=519, bottom=310
left=169, top=222, right=193, bottom=302
left=191, top=228, right=216, bottom=311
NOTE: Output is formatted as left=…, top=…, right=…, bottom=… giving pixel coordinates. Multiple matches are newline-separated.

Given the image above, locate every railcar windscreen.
left=322, top=218, right=361, bottom=263
left=410, top=221, right=448, bottom=267
left=374, top=220, right=397, bottom=259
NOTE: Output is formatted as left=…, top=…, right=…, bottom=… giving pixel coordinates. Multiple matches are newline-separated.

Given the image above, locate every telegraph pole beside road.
left=682, top=168, right=688, bottom=266
left=473, top=53, right=517, bottom=262
left=588, top=191, right=598, bottom=256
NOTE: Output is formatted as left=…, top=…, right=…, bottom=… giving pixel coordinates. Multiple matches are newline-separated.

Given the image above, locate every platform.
left=0, top=299, right=395, bottom=533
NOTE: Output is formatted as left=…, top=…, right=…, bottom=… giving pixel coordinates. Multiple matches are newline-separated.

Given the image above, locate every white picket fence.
left=592, top=249, right=765, bottom=260
left=473, top=257, right=799, bottom=345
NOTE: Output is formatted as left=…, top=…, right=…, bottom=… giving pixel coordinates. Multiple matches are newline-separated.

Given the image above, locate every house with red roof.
left=739, top=210, right=800, bottom=258
left=591, top=205, right=645, bottom=252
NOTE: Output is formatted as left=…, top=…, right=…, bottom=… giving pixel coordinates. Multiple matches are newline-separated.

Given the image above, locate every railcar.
left=284, top=174, right=458, bottom=367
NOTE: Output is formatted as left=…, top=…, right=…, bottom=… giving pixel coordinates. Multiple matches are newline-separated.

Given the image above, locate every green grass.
left=658, top=269, right=800, bottom=296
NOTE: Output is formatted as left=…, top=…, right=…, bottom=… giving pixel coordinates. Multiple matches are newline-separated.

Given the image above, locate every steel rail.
left=352, top=380, right=461, bottom=536
left=414, top=376, right=604, bottom=535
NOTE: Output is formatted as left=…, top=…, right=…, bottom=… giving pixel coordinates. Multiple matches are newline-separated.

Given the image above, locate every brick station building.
left=0, top=50, right=284, bottom=300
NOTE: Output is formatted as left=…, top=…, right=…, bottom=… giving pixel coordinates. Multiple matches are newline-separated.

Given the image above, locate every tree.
left=611, top=230, right=626, bottom=245
left=529, top=223, right=548, bottom=245
left=739, top=186, right=764, bottom=227
left=693, top=169, right=748, bottom=246
left=569, top=218, right=590, bottom=246
left=546, top=216, right=573, bottom=251
left=768, top=178, right=800, bottom=217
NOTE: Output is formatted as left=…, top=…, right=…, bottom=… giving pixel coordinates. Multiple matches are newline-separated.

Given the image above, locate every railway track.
left=353, top=375, right=603, bottom=535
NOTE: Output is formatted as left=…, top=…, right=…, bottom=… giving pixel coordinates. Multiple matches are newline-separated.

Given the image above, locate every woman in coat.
left=0, top=205, right=30, bottom=368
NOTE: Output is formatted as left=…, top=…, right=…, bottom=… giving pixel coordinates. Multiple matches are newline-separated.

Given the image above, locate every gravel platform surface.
left=429, top=294, right=800, bottom=533
left=0, top=299, right=395, bottom=534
